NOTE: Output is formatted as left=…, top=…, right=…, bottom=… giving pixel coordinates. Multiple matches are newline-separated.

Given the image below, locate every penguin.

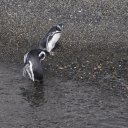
left=23, top=49, right=46, bottom=82
left=38, top=23, right=63, bottom=55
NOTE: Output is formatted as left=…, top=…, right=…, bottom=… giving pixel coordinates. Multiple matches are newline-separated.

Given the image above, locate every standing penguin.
left=38, top=23, right=63, bottom=55
left=23, top=49, right=46, bottom=82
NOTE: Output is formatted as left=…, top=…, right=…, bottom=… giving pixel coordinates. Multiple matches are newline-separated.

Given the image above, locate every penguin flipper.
left=24, top=52, right=29, bottom=64
left=47, top=32, right=55, bottom=42
left=24, top=63, right=34, bottom=81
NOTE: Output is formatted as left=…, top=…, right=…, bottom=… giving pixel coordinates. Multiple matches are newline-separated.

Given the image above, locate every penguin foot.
left=49, top=52, right=55, bottom=56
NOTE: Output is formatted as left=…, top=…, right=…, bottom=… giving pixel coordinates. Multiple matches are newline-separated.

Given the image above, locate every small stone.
left=94, top=67, right=97, bottom=70
left=78, top=10, right=82, bottom=13
left=58, top=66, right=64, bottom=70
left=64, top=66, right=67, bottom=68
left=98, top=65, right=102, bottom=69
left=80, top=76, right=83, bottom=79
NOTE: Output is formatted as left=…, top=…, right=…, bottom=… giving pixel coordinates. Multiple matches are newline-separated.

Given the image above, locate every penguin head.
left=56, top=23, right=63, bottom=31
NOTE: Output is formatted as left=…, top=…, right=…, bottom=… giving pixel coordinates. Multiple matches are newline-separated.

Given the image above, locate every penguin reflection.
left=20, top=83, right=45, bottom=107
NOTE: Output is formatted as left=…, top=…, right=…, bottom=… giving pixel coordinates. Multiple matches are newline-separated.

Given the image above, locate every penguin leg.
left=47, top=47, right=55, bottom=56
left=49, top=51, right=55, bottom=56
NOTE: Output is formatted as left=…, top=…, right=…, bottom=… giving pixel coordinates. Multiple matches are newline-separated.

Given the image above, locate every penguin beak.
left=59, top=23, right=63, bottom=27
left=57, top=23, right=64, bottom=30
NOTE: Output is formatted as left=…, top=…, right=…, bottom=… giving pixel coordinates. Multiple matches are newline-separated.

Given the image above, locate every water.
left=0, top=63, right=128, bottom=128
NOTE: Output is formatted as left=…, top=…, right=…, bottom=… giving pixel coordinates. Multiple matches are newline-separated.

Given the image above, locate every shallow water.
left=0, top=63, right=128, bottom=128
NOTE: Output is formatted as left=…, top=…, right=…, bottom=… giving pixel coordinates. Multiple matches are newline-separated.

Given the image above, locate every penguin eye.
left=57, top=23, right=63, bottom=31
left=38, top=52, right=46, bottom=60
left=56, top=26, right=61, bottom=31
left=39, top=54, right=44, bottom=59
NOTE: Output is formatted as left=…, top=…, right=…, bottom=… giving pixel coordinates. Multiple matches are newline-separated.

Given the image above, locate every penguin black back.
left=31, top=57, right=43, bottom=82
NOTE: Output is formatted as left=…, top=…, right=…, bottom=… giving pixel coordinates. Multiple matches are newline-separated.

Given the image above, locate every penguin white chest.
left=47, top=33, right=61, bottom=52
